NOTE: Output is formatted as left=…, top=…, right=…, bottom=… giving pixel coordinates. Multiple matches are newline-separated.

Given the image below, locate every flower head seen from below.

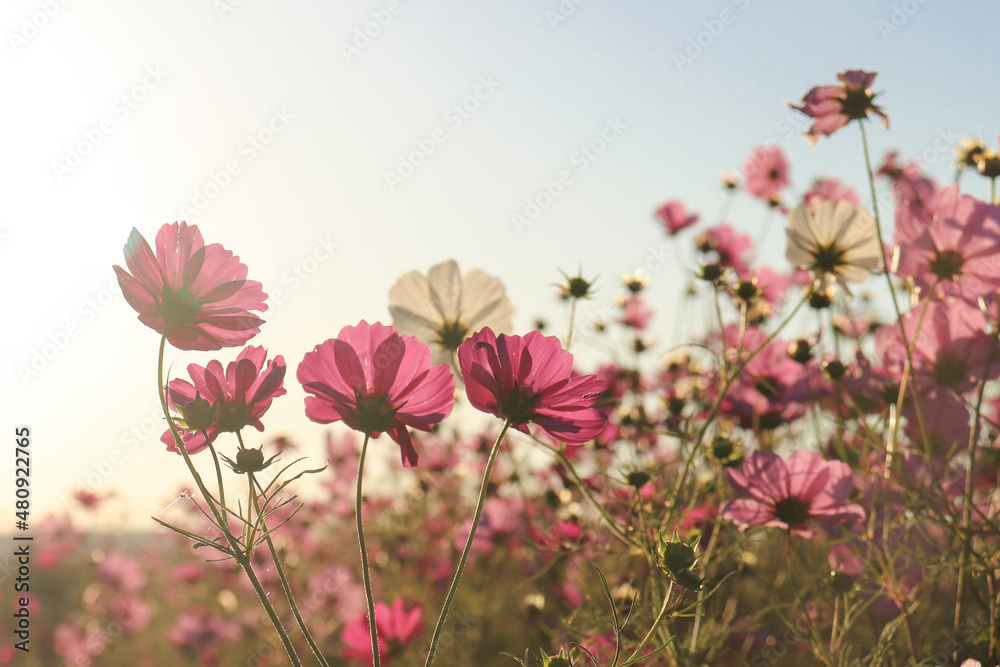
left=160, top=345, right=286, bottom=455
left=742, top=145, right=790, bottom=201
left=389, top=259, right=514, bottom=366
left=654, top=199, right=699, bottom=235
left=113, top=222, right=267, bottom=351
left=722, top=450, right=865, bottom=538
left=297, top=320, right=455, bottom=468
left=790, top=69, right=888, bottom=144
left=458, top=328, right=607, bottom=445
left=342, top=599, right=423, bottom=665
left=786, top=198, right=881, bottom=293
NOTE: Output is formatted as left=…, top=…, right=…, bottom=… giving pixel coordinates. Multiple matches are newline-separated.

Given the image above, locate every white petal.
left=427, top=259, right=462, bottom=321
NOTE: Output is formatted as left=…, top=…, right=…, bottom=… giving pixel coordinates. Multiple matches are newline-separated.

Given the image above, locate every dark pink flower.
left=619, top=295, right=653, bottom=330
left=723, top=449, right=865, bottom=537
left=160, top=345, right=286, bottom=455
left=790, top=69, right=888, bottom=144
left=654, top=199, right=699, bottom=235
left=458, top=328, right=607, bottom=445
left=893, top=184, right=1000, bottom=300
left=342, top=599, right=423, bottom=664
left=297, top=321, right=454, bottom=468
left=114, top=222, right=267, bottom=351
left=742, top=145, right=790, bottom=200
left=695, top=223, right=754, bottom=271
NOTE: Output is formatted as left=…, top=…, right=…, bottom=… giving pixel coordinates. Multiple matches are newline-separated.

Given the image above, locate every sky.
left=4, top=0, right=999, bottom=529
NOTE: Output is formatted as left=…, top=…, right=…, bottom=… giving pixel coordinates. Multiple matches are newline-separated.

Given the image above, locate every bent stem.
left=156, top=335, right=303, bottom=667
left=356, top=432, right=381, bottom=667
left=424, top=419, right=512, bottom=667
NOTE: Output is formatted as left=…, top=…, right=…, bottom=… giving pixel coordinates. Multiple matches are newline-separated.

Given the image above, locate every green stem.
left=424, top=420, right=511, bottom=667
left=204, top=434, right=227, bottom=512
left=626, top=581, right=674, bottom=663
left=156, top=335, right=302, bottom=667
left=566, top=294, right=578, bottom=349
left=265, top=531, right=332, bottom=667
left=356, top=432, right=381, bottom=667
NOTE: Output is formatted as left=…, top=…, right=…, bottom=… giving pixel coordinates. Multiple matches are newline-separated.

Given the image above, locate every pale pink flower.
left=786, top=198, right=882, bottom=291
left=96, top=550, right=146, bottom=594
left=114, top=222, right=267, bottom=350
left=742, top=145, right=790, bottom=200
left=804, top=178, right=860, bottom=211
left=790, top=69, right=889, bottom=144
left=160, top=345, right=286, bottom=455
left=619, top=295, right=653, bottom=330
left=893, top=184, right=1000, bottom=300
left=723, top=449, right=866, bottom=537
left=298, top=321, right=455, bottom=467
left=458, top=328, right=607, bottom=445
left=654, top=199, right=699, bottom=235
left=342, top=599, right=423, bottom=664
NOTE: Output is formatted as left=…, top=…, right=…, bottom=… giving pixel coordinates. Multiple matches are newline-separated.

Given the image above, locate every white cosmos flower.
left=388, top=259, right=514, bottom=365
left=786, top=198, right=882, bottom=290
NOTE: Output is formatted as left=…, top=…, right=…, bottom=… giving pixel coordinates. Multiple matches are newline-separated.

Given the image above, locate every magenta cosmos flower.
left=790, top=69, right=889, bottom=144
left=297, top=321, right=454, bottom=467
left=654, top=199, right=699, bottom=235
left=458, top=328, right=607, bottom=445
left=723, top=450, right=865, bottom=538
left=161, top=345, right=286, bottom=455
left=342, top=599, right=423, bottom=664
left=742, top=145, right=790, bottom=201
left=114, top=222, right=267, bottom=351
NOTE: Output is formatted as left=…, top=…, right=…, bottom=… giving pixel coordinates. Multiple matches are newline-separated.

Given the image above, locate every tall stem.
left=156, top=335, right=302, bottom=667
left=424, top=420, right=511, bottom=667
left=356, top=433, right=381, bottom=667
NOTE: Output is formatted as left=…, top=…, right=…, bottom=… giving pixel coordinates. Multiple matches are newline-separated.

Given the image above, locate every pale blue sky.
left=4, top=0, right=998, bottom=526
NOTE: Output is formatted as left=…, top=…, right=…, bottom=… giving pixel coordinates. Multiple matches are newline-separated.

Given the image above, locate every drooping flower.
left=113, top=222, right=267, bottom=351
left=742, top=145, right=790, bottom=201
left=297, top=321, right=454, bottom=467
left=722, top=450, right=866, bottom=538
left=785, top=198, right=882, bottom=292
left=160, top=346, right=286, bottom=455
left=790, top=69, right=889, bottom=144
left=342, top=599, right=424, bottom=665
left=458, top=328, right=607, bottom=445
left=388, top=259, right=514, bottom=366
left=893, top=184, right=1000, bottom=300
left=654, top=199, right=699, bottom=235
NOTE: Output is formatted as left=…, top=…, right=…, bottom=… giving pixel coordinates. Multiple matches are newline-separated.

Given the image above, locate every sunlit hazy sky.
left=4, top=0, right=999, bottom=527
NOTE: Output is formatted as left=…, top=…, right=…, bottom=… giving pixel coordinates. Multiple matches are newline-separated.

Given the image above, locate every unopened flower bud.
left=788, top=339, right=813, bottom=364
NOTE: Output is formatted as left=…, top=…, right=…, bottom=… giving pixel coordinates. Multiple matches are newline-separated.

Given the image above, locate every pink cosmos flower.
left=877, top=299, right=994, bottom=394
left=113, top=222, right=267, bottom=351
left=742, top=145, right=790, bottom=200
left=695, top=223, right=754, bottom=271
left=804, top=178, right=860, bottom=211
left=723, top=449, right=866, bottom=538
left=458, top=328, right=607, bottom=445
left=654, top=199, right=699, bottom=235
left=619, top=295, right=653, bottom=330
left=298, top=321, right=455, bottom=467
left=96, top=550, right=146, bottom=594
left=342, top=599, right=423, bottom=664
left=160, top=345, right=286, bottom=455
left=893, top=184, right=1000, bottom=300
left=790, top=69, right=889, bottom=144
